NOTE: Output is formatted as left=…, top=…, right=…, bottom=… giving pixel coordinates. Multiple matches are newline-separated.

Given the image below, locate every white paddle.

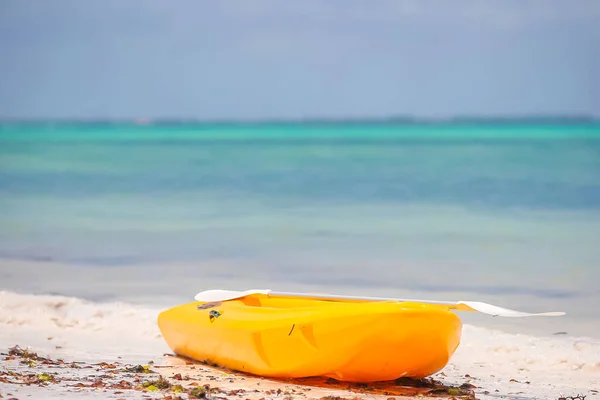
left=193, top=289, right=565, bottom=317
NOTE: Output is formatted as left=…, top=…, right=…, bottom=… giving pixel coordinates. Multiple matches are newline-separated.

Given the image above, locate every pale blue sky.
left=1, top=0, right=598, bottom=119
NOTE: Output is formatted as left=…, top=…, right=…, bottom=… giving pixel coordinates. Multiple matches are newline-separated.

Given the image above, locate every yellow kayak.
left=157, top=294, right=462, bottom=382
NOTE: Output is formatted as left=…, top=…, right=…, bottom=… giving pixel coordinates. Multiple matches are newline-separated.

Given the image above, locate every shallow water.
left=1, top=122, right=600, bottom=337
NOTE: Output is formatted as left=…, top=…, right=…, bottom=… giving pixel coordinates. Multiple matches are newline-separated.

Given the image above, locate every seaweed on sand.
left=0, top=370, right=59, bottom=386
left=390, top=376, right=477, bottom=398
left=139, top=375, right=172, bottom=391
left=189, top=384, right=212, bottom=398
left=124, top=364, right=155, bottom=373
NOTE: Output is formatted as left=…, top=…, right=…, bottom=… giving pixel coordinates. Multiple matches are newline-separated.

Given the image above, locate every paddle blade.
left=194, top=289, right=270, bottom=302
left=456, top=301, right=566, bottom=317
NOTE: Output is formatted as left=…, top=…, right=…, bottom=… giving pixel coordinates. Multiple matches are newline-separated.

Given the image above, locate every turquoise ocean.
left=1, top=122, right=600, bottom=337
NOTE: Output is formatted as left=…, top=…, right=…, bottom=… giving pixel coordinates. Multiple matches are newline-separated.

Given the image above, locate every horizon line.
left=1, top=114, right=599, bottom=125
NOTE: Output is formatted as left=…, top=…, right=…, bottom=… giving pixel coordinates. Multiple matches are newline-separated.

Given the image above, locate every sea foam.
left=0, top=291, right=161, bottom=338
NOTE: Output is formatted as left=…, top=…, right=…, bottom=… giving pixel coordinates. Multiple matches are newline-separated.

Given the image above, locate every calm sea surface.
left=1, top=122, right=599, bottom=335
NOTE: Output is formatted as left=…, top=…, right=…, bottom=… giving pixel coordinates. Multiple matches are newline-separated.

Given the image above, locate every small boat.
left=157, top=294, right=463, bottom=382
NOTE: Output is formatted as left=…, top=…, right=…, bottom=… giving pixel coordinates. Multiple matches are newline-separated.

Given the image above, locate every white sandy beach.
left=1, top=289, right=598, bottom=400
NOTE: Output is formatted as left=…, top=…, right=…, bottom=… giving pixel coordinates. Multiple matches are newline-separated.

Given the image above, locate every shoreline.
left=2, top=256, right=598, bottom=340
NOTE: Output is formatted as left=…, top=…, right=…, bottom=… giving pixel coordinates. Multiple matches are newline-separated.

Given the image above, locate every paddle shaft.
left=264, top=290, right=456, bottom=306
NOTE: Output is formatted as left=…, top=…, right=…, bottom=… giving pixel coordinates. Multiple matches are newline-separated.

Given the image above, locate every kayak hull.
left=157, top=295, right=462, bottom=382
